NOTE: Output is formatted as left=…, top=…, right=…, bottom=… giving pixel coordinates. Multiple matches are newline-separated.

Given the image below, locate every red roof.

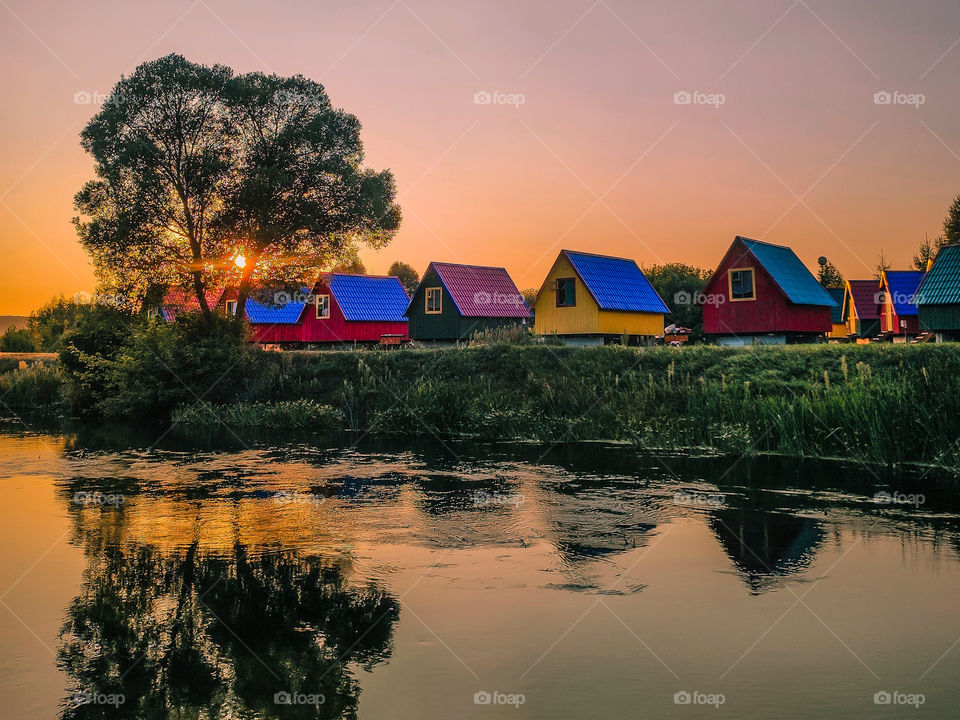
left=162, top=287, right=225, bottom=320
left=430, top=262, right=531, bottom=318
left=846, top=280, right=881, bottom=320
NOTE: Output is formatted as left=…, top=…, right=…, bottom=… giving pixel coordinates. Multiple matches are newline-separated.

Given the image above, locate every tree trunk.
left=235, top=249, right=261, bottom=321
left=192, top=270, right=211, bottom=316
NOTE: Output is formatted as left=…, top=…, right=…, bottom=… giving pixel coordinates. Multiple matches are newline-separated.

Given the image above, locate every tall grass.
left=0, top=364, right=65, bottom=412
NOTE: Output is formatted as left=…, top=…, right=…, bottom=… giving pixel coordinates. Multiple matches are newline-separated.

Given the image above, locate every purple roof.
left=428, top=262, right=531, bottom=318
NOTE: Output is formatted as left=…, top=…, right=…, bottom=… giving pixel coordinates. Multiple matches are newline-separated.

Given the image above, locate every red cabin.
left=702, top=236, right=837, bottom=344
left=246, top=273, right=410, bottom=346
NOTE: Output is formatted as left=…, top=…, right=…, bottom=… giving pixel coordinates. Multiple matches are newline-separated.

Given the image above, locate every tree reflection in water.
left=58, top=541, right=399, bottom=719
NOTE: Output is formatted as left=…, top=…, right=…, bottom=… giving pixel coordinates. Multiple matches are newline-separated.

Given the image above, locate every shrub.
left=0, top=364, right=64, bottom=411
left=0, top=326, right=36, bottom=352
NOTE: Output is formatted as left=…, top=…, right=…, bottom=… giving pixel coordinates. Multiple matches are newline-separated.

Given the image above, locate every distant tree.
left=874, top=250, right=891, bottom=282
left=0, top=326, right=35, bottom=352
left=221, top=71, right=400, bottom=312
left=945, top=194, right=960, bottom=244
left=29, top=296, right=87, bottom=352
left=388, top=261, right=420, bottom=295
left=520, top=288, right=538, bottom=310
left=817, top=260, right=844, bottom=288
left=643, top=263, right=712, bottom=337
left=331, top=258, right=367, bottom=275
left=912, top=234, right=948, bottom=271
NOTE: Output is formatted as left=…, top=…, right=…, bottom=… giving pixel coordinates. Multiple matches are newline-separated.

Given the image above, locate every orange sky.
left=2, top=0, right=960, bottom=314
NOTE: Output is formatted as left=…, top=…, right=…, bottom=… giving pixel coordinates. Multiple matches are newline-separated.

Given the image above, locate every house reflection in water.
left=710, top=509, right=825, bottom=595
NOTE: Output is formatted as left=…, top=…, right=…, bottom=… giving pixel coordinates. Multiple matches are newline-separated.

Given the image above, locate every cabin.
left=825, top=287, right=847, bottom=339
left=916, top=244, right=960, bottom=340
left=842, top=280, right=881, bottom=338
left=879, top=270, right=924, bottom=338
left=161, top=274, right=410, bottom=346
left=533, top=249, right=668, bottom=345
left=247, top=274, right=410, bottom=346
left=702, top=236, right=836, bottom=345
left=405, top=262, right=531, bottom=341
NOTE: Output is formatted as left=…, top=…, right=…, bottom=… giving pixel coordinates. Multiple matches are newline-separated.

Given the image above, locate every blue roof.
left=826, top=287, right=845, bottom=323
left=244, top=295, right=306, bottom=324
left=329, top=274, right=410, bottom=322
left=739, top=237, right=837, bottom=307
left=883, top=271, right=924, bottom=316
left=563, top=250, right=669, bottom=314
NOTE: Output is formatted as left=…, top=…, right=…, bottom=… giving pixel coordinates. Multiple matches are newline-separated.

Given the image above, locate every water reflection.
left=710, top=509, right=824, bottom=595
left=59, top=538, right=398, bottom=718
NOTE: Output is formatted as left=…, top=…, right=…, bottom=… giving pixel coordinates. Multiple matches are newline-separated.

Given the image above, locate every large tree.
left=643, top=262, right=712, bottom=337
left=74, top=55, right=400, bottom=316
left=816, top=260, right=844, bottom=288
left=220, top=72, right=400, bottom=311
left=74, top=55, right=235, bottom=314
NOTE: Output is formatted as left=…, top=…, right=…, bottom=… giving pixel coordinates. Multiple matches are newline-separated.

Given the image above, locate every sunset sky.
left=2, top=0, right=960, bottom=314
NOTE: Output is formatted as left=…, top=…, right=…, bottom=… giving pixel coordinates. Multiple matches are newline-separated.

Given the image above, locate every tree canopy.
left=388, top=261, right=420, bottom=295
left=816, top=260, right=844, bottom=288
left=74, top=54, right=400, bottom=315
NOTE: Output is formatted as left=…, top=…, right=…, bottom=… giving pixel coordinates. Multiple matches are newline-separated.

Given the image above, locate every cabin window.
left=425, top=287, right=442, bottom=314
left=316, top=294, right=330, bottom=319
left=728, top=268, right=755, bottom=301
left=225, top=300, right=238, bottom=316
left=556, top=277, right=576, bottom=307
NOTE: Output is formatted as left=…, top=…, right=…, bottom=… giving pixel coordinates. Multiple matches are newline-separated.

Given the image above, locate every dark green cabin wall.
left=407, top=267, right=527, bottom=340
left=919, top=305, right=960, bottom=331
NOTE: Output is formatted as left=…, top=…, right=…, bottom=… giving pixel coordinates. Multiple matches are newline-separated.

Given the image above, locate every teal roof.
left=826, top=287, right=845, bottom=323
left=916, top=245, right=960, bottom=305
left=563, top=250, right=669, bottom=314
left=739, top=237, right=837, bottom=307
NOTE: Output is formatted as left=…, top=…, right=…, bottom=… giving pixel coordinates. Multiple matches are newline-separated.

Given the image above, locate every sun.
left=234, top=255, right=246, bottom=269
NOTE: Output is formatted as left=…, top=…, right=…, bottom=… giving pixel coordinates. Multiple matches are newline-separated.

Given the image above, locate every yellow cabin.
left=534, top=250, right=668, bottom=343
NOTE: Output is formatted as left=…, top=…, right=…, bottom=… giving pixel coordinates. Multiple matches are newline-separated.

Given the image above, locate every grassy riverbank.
left=179, top=343, right=958, bottom=469
left=3, top=342, right=959, bottom=468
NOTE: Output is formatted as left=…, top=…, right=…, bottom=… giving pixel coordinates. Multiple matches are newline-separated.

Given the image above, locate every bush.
left=0, top=364, right=64, bottom=411
left=172, top=399, right=343, bottom=430
left=98, top=312, right=253, bottom=420
left=0, top=326, right=36, bottom=352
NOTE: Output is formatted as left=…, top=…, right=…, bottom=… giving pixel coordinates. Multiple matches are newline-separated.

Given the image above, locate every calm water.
left=0, top=426, right=958, bottom=719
